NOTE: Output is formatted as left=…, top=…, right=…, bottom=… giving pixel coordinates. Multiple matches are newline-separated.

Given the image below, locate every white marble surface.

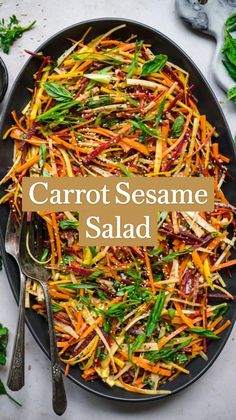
left=0, top=0, right=236, bottom=419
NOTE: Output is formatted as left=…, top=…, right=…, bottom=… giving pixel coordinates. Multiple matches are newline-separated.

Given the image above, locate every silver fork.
left=19, top=212, right=67, bottom=416
left=5, top=211, right=26, bottom=391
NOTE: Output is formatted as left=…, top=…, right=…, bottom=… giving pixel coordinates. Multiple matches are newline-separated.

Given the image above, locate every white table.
left=0, top=0, right=235, bottom=419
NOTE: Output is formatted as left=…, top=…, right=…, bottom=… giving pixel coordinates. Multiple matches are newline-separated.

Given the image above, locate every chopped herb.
left=97, top=289, right=108, bottom=301
left=222, top=30, right=236, bottom=67
left=103, top=318, right=111, bottom=333
left=157, top=248, right=193, bottom=265
left=87, top=270, right=104, bottom=280
left=127, top=41, right=142, bottom=78
left=61, top=254, right=74, bottom=266
left=59, top=219, right=79, bottom=230
left=141, top=54, right=168, bottom=77
left=0, top=15, right=36, bottom=54
left=211, top=303, right=228, bottom=320
left=131, top=119, right=161, bottom=138
left=44, top=82, right=72, bottom=102
left=225, top=12, right=236, bottom=32
left=132, top=333, right=146, bottom=351
left=0, top=324, right=8, bottom=366
left=227, top=86, right=236, bottom=103
left=51, top=302, right=63, bottom=313
left=168, top=308, right=176, bottom=320
left=146, top=338, right=192, bottom=362
left=155, top=98, right=166, bottom=126
left=117, top=162, right=135, bottom=177
left=188, top=327, right=220, bottom=339
left=146, top=291, right=166, bottom=337
left=39, top=143, right=48, bottom=168
left=222, top=59, right=236, bottom=82
left=39, top=248, right=49, bottom=262
left=171, top=115, right=185, bottom=137
left=58, top=283, right=98, bottom=290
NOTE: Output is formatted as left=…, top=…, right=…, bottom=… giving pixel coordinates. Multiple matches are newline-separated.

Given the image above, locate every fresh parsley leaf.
left=222, top=30, right=236, bottom=67
left=141, top=54, right=168, bottom=77
left=222, top=59, right=236, bottom=81
left=227, top=86, right=236, bottom=103
left=0, top=15, right=36, bottom=54
left=225, top=12, right=236, bottom=32
left=171, top=115, right=185, bottom=137
left=44, top=82, right=72, bottom=102
left=0, top=323, right=8, bottom=366
left=59, top=219, right=79, bottom=230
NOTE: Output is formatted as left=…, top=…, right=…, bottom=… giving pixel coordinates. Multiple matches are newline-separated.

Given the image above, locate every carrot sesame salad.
left=1, top=24, right=236, bottom=395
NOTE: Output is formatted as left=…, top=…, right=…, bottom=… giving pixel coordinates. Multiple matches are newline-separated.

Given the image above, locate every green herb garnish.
left=146, top=291, right=166, bottom=337
left=141, top=54, right=168, bottom=77
left=132, top=333, right=146, bottom=351
left=39, top=143, right=48, bottom=168
left=59, top=219, right=79, bottom=230
left=0, top=15, right=36, bottom=54
left=44, top=82, right=73, bottom=102
left=155, top=98, right=166, bottom=126
left=131, top=119, right=161, bottom=138
left=171, top=115, right=185, bottom=137
left=188, top=327, right=220, bottom=340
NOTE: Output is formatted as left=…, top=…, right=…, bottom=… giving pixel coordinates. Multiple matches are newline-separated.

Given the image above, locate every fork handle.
left=41, top=283, right=67, bottom=416
left=7, top=272, right=26, bottom=391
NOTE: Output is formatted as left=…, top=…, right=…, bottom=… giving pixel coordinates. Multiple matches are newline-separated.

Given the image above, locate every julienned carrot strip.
left=120, top=352, right=171, bottom=376
left=174, top=302, right=194, bottom=328
left=208, top=316, right=223, bottom=330
left=65, top=363, right=70, bottom=376
left=214, top=319, right=231, bottom=335
left=120, top=137, right=149, bottom=155
left=200, top=115, right=206, bottom=143
left=82, top=368, right=96, bottom=380
left=158, top=326, right=187, bottom=349
left=211, top=259, right=236, bottom=272
left=49, top=291, right=71, bottom=299
left=80, top=316, right=102, bottom=339
left=32, top=304, right=43, bottom=310
left=192, top=251, right=204, bottom=275
left=144, top=248, right=155, bottom=293
left=15, top=154, right=39, bottom=173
